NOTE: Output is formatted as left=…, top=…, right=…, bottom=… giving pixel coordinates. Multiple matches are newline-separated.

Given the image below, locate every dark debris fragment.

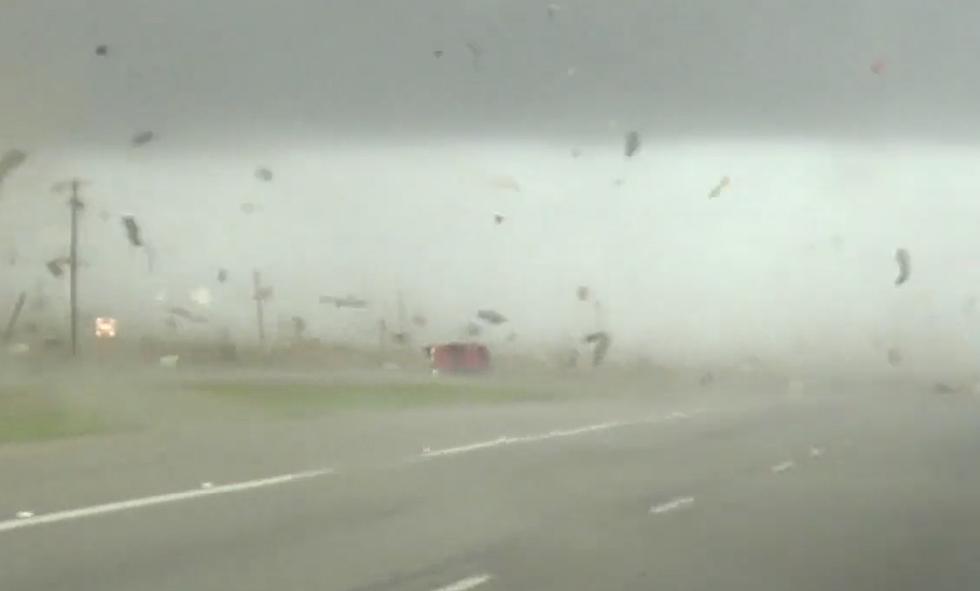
left=894, top=248, right=910, bottom=286
left=476, top=309, right=507, bottom=325
left=624, top=131, right=641, bottom=158
left=131, top=131, right=155, bottom=147
left=121, top=215, right=143, bottom=247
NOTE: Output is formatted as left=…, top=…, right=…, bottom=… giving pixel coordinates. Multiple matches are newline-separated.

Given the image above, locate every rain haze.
left=5, top=4, right=980, bottom=590
left=3, top=0, right=980, bottom=371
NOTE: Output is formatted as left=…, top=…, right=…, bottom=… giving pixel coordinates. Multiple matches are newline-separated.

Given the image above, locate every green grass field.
left=187, top=380, right=556, bottom=418
left=0, top=388, right=112, bottom=445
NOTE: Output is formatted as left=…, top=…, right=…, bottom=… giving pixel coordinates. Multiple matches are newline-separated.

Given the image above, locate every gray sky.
left=4, top=0, right=980, bottom=144
left=3, top=1, right=980, bottom=373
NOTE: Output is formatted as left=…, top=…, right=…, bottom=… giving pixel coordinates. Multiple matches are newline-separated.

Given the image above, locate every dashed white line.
left=771, top=460, right=796, bottom=474
left=433, top=574, right=493, bottom=591
left=420, top=410, right=708, bottom=459
left=649, top=496, right=695, bottom=515
left=0, top=468, right=333, bottom=534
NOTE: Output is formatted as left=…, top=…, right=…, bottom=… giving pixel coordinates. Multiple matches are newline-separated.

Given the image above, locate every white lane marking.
left=0, top=468, right=333, bottom=534
left=200, top=481, right=214, bottom=489
left=433, top=574, right=492, bottom=591
left=421, top=410, right=707, bottom=459
left=809, top=446, right=824, bottom=458
left=771, top=460, right=795, bottom=473
left=15, top=511, right=33, bottom=519
left=649, top=496, right=695, bottom=515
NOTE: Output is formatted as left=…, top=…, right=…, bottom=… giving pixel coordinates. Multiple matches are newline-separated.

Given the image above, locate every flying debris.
left=894, top=248, right=910, bottom=285
left=465, top=322, right=482, bottom=337
left=624, top=131, right=642, bottom=158
left=0, top=149, right=27, bottom=185
left=577, top=286, right=590, bottom=301
left=476, top=309, right=507, bottom=325
left=494, top=213, right=505, bottom=225
left=699, top=372, right=715, bottom=387
left=571, top=147, right=582, bottom=158
left=319, top=295, right=368, bottom=309
left=465, top=41, right=483, bottom=70
left=887, top=347, right=902, bottom=367
left=433, top=49, right=444, bottom=59
left=131, top=131, right=155, bottom=147
left=95, top=45, right=109, bottom=56
left=584, top=331, right=611, bottom=367
left=547, top=3, right=562, bottom=19
left=217, top=269, right=228, bottom=283
left=255, top=167, right=273, bottom=182
left=121, top=216, right=143, bottom=247
left=168, top=307, right=208, bottom=324
left=708, top=176, right=731, bottom=199
left=45, top=257, right=69, bottom=278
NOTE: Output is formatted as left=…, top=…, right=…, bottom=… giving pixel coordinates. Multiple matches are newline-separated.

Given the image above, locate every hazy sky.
left=3, top=0, right=980, bottom=143
left=3, top=1, right=980, bottom=373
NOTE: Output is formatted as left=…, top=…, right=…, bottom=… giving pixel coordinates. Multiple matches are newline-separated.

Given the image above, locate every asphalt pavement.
left=2, top=377, right=980, bottom=590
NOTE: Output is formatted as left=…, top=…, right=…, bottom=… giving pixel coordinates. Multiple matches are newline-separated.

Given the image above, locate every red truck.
left=424, top=342, right=491, bottom=374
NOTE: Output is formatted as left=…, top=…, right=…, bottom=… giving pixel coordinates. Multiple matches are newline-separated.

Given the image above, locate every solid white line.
left=433, top=574, right=492, bottom=591
left=0, top=468, right=333, bottom=534
left=771, top=460, right=795, bottom=473
left=649, top=496, right=695, bottom=515
left=420, top=409, right=708, bottom=459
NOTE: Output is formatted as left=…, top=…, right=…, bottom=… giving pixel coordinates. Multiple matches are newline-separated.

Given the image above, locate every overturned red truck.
left=424, top=342, right=491, bottom=374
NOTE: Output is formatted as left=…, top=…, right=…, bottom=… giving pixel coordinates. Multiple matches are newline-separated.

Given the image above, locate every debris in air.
left=465, top=322, right=482, bottom=337
left=0, top=149, right=27, bottom=185
left=320, top=295, right=368, bottom=309
left=887, top=347, right=902, bottom=367
left=699, top=372, right=715, bottom=387
left=45, top=257, right=69, bottom=278
left=476, top=309, right=507, bottom=325
left=95, top=45, right=108, bottom=57
left=894, top=248, right=910, bottom=285
left=933, top=382, right=958, bottom=394
left=255, top=167, right=273, bottom=182
left=577, top=286, right=590, bottom=301
left=624, top=131, right=642, bottom=158
left=708, top=176, right=731, bottom=199
left=131, top=131, right=155, bottom=147
left=217, top=269, right=228, bottom=283
left=547, top=3, right=562, bottom=19
left=571, top=147, right=582, bottom=158
left=584, top=331, right=611, bottom=367
left=168, top=307, right=208, bottom=323
left=433, top=49, right=444, bottom=59
left=121, top=216, right=143, bottom=247
left=494, top=213, right=505, bottom=225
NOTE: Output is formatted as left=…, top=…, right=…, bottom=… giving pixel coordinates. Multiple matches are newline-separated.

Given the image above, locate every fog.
left=3, top=0, right=980, bottom=374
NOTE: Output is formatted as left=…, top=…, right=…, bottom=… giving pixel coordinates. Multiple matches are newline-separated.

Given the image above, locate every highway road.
left=2, top=377, right=980, bottom=590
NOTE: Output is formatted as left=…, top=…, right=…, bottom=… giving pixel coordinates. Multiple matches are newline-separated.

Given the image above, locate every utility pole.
left=252, top=270, right=267, bottom=347
left=54, top=179, right=86, bottom=357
